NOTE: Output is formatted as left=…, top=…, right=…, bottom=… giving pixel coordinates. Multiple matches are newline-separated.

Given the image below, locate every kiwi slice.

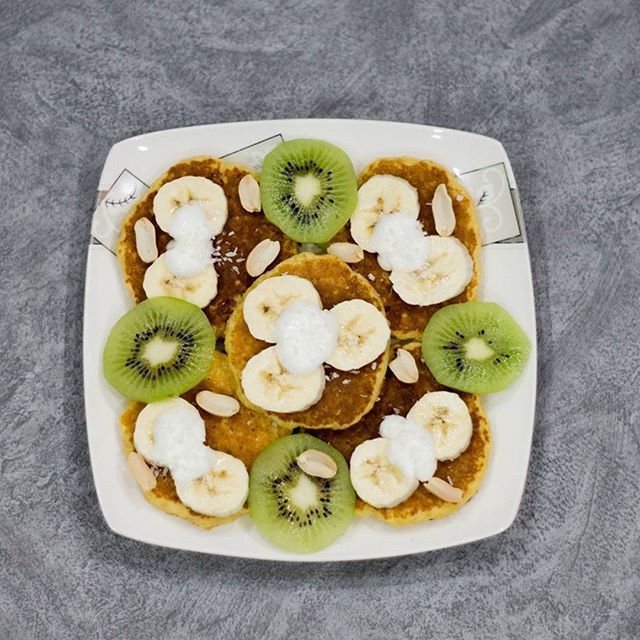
left=422, top=302, right=531, bottom=394
left=260, top=139, right=358, bottom=243
left=103, top=297, right=215, bottom=402
left=248, top=434, right=355, bottom=553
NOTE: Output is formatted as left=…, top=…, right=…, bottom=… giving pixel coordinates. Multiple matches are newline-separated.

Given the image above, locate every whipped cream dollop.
left=274, top=300, right=338, bottom=375
left=153, top=406, right=214, bottom=483
left=164, top=204, right=216, bottom=277
left=370, top=212, right=429, bottom=272
left=379, top=414, right=437, bottom=482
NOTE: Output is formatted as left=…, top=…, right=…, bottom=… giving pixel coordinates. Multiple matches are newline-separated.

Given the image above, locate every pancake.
left=225, top=253, right=390, bottom=431
left=315, top=343, right=491, bottom=524
left=117, top=156, right=298, bottom=337
left=120, top=351, right=290, bottom=529
left=335, top=157, right=482, bottom=340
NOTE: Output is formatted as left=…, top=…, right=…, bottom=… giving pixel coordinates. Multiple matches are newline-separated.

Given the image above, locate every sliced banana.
left=350, top=175, right=420, bottom=251
left=143, top=253, right=218, bottom=308
left=175, top=451, right=249, bottom=517
left=349, top=438, right=418, bottom=509
left=389, top=236, right=473, bottom=306
left=153, top=176, right=228, bottom=236
left=406, top=391, right=473, bottom=461
left=133, top=397, right=201, bottom=467
left=243, top=275, right=322, bottom=343
left=241, top=346, right=325, bottom=413
left=325, top=299, right=390, bottom=371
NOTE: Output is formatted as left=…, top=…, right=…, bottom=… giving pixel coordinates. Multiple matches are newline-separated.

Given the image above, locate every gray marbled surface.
left=1, top=0, right=639, bottom=638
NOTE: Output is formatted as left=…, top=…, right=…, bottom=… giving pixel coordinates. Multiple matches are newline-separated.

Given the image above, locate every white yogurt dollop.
left=164, top=242, right=213, bottom=277
left=153, top=406, right=208, bottom=480
left=370, top=212, right=429, bottom=272
left=379, top=414, right=437, bottom=482
left=164, top=204, right=215, bottom=277
left=274, top=301, right=338, bottom=375
left=168, top=203, right=218, bottom=241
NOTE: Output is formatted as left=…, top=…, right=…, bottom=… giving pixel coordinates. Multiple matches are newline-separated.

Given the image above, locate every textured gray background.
left=1, top=0, right=638, bottom=638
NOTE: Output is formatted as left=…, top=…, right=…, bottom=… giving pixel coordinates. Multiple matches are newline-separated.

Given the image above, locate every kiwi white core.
left=289, top=473, right=319, bottom=510
left=294, top=175, right=322, bottom=206
left=142, top=337, right=180, bottom=366
left=464, top=337, right=494, bottom=361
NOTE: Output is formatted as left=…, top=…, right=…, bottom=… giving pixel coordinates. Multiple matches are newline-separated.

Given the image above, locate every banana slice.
left=241, top=346, right=325, bottom=413
left=349, top=438, right=418, bottom=509
left=175, top=451, right=249, bottom=517
left=325, top=299, right=390, bottom=371
left=350, top=175, right=420, bottom=251
left=143, top=253, right=218, bottom=308
left=153, top=176, right=228, bottom=236
left=243, top=275, right=322, bottom=343
left=406, top=391, right=473, bottom=461
left=133, top=397, right=202, bottom=467
left=389, top=236, right=473, bottom=306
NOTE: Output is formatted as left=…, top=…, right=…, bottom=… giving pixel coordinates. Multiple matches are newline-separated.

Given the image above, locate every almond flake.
left=432, top=183, right=456, bottom=236
left=134, top=217, right=158, bottom=263
left=196, top=390, right=240, bottom=417
left=327, top=242, right=364, bottom=264
left=389, top=348, right=419, bottom=384
left=423, top=477, right=463, bottom=503
left=238, top=174, right=261, bottom=212
left=296, top=449, right=337, bottom=479
left=246, top=239, right=280, bottom=277
left=128, top=452, right=157, bottom=491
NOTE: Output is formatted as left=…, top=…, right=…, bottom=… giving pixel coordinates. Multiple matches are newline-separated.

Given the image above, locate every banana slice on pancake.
left=389, top=236, right=473, bottom=306
left=153, top=176, right=228, bottom=236
left=175, top=451, right=249, bottom=517
left=143, top=253, right=218, bottom=308
left=325, top=299, right=390, bottom=371
left=350, top=438, right=418, bottom=509
left=406, top=391, right=473, bottom=461
left=350, top=175, right=420, bottom=251
left=243, top=275, right=322, bottom=343
left=241, top=346, right=325, bottom=413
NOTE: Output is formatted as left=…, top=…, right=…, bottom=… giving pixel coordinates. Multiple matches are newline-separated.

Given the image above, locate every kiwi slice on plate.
left=248, top=434, right=355, bottom=553
left=260, top=139, right=358, bottom=243
left=103, top=297, right=215, bottom=402
left=422, top=302, right=531, bottom=394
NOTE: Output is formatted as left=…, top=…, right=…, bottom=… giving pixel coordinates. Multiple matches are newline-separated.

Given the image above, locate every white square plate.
left=83, top=119, right=537, bottom=562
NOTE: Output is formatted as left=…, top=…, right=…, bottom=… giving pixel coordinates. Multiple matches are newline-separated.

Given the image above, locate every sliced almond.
left=327, top=242, right=364, bottom=264
left=238, top=174, right=261, bottom=213
left=246, top=239, right=280, bottom=277
left=134, top=217, right=158, bottom=263
left=389, top=348, right=419, bottom=384
left=196, top=390, right=240, bottom=417
left=423, top=477, right=463, bottom=503
left=432, top=183, right=456, bottom=236
left=296, top=449, right=338, bottom=479
left=127, top=452, right=157, bottom=491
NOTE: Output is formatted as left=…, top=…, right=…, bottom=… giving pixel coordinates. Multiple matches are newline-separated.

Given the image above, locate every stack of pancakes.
left=117, top=155, right=490, bottom=528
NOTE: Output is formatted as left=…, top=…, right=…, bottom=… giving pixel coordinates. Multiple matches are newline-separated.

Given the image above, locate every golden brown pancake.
left=120, top=351, right=290, bottom=529
left=335, top=157, right=482, bottom=340
left=117, top=156, right=298, bottom=337
left=315, top=343, right=491, bottom=524
left=225, top=253, right=390, bottom=431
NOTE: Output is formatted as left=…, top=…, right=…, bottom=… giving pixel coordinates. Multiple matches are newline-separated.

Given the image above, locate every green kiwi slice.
left=248, top=434, right=355, bottom=553
left=259, top=139, right=358, bottom=243
left=422, top=302, right=531, bottom=394
left=103, top=297, right=215, bottom=402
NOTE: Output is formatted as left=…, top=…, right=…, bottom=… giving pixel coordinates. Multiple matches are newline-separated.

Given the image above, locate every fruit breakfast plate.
left=84, top=119, right=537, bottom=561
